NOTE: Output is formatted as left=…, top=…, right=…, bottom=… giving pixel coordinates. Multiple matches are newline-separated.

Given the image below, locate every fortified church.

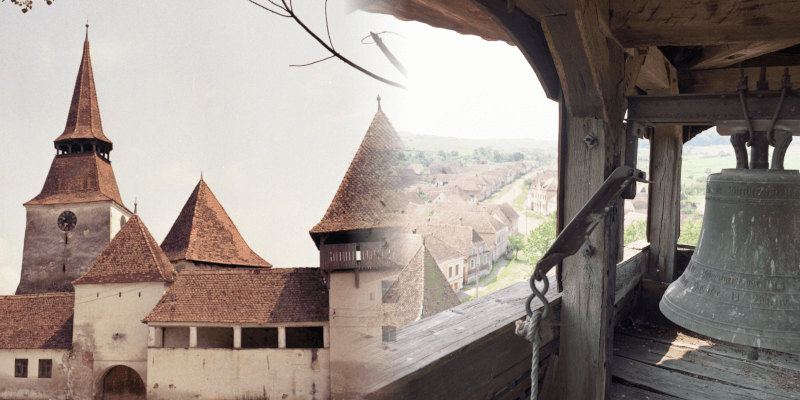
left=0, top=31, right=459, bottom=400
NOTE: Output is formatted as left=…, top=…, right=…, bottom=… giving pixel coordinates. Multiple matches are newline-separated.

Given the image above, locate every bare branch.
left=325, top=0, right=334, bottom=51
left=248, top=0, right=291, bottom=18
left=290, top=55, right=335, bottom=67
left=368, top=31, right=408, bottom=78
left=250, top=0, right=408, bottom=90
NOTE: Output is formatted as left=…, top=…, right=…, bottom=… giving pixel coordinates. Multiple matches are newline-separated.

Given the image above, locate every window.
left=381, top=280, right=395, bottom=300
left=38, top=359, right=52, bottom=378
left=382, top=326, right=396, bottom=342
left=456, top=265, right=459, bottom=275
left=242, top=328, right=279, bottom=349
left=15, top=359, right=27, bottom=378
left=286, top=326, right=324, bottom=348
left=449, top=266, right=452, bottom=278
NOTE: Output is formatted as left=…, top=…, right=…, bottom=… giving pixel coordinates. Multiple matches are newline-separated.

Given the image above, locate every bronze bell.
left=660, top=126, right=800, bottom=353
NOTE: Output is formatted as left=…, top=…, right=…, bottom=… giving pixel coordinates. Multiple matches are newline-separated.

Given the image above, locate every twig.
left=249, top=0, right=407, bottom=90
left=290, top=55, right=335, bottom=67
left=248, top=0, right=291, bottom=17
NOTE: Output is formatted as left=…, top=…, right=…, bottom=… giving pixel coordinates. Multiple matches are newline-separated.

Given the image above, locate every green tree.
left=624, top=220, right=647, bottom=244
left=508, top=233, right=525, bottom=259
left=679, top=218, right=703, bottom=245
left=451, top=151, right=459, bottom=157
left=437, top=149, right=447, bottom=161
left=522, top=213, right=557, bottom=264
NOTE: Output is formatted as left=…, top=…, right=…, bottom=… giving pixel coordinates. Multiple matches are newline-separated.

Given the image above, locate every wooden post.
left=543, top=4, right=641, bottom=398
left=646, top=53, right=683, bottom=283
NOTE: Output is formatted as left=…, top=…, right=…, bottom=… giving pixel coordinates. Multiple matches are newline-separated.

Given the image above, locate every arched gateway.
left=102, top=365, right=145, bottom=400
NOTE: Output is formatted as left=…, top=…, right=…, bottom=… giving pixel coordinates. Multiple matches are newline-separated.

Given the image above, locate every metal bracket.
left=584, top=132, right=598, bottom=149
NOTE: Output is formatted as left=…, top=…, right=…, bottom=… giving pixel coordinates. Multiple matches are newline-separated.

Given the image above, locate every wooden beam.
left=610, top=0, right=800, bottom=46
left=546, top=3, right=638, bottom=396
left=636, top=47, right=671, bottom=90
left=683, top=41, right=800, bottom=71
left=680, top=66, right=800, bottom=94
left=469, top=0, right=562, bottom=100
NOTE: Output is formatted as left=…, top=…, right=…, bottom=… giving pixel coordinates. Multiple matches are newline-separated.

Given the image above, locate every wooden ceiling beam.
left=683, top=41, right=800, bottom=71
left=636, top=47, right=672, bottom=90
left=609, top=0, right=800, bottom=47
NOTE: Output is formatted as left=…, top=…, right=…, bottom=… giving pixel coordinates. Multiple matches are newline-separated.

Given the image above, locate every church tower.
left=16, top=30, right=132, bottom=294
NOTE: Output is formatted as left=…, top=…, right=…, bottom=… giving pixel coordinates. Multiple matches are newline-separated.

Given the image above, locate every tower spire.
left=53, top=29, right=113, bottom=159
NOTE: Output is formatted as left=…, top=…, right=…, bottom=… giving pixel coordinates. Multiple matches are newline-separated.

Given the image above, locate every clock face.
left=57, top=211, right=77, bottom=232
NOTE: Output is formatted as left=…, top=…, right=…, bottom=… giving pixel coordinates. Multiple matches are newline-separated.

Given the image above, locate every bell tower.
left=16, top=28, right=132, bottom=294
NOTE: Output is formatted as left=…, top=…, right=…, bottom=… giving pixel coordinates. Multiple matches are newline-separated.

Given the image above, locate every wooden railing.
left=320, top=242, right=390, bottom=270
left=355, top=242, right=650, bottom=400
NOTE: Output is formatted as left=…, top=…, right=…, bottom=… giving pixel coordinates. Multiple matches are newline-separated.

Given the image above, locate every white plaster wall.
left=108, top=203, right=133, bottom=241
left=19, top=202, right=119, bottom=293
left=328, top=269, right=398, bottom=397
left=72, top=281, right=168, bottom=394
left=0, top=349, right=70, bottom=399
left=147, top=348, right=329, bottom=400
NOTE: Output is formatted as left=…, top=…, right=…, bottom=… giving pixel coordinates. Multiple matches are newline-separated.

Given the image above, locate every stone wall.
left=17, top=202, right=131, bottom=294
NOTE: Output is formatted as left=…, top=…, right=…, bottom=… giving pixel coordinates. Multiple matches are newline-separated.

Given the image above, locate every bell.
left=660, top=128, right=800, bottom=353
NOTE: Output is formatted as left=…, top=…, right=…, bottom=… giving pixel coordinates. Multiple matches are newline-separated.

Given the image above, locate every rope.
left=515, top=309, right=542, bottom=400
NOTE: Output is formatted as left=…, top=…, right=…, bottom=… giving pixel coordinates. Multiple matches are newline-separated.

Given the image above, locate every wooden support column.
left=646, top=56, right=682, bottom=283
left=543, top=3, right=641, bottom=398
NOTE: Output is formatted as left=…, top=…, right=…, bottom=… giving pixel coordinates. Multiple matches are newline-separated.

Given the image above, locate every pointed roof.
left=160, top=179, right=272, bottom=268
left=54, top=36, right=112, bottom=147
left=73, top=215, right=175, bottom=285
left=310, top=107, right=406, bottom=237
left=25, top=152, right=127, bottom=208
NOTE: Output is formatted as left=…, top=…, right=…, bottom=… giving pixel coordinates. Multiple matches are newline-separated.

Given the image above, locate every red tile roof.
left=160, top=179, right=272, bottom=268
left=310, top=108, right=406, bottom=236
left=142, top=268, right=328, bottom=324
left=25, top=152, right=127, bottom=208
left=73, top=215, right=176, bottom=285
left=0, top=293, right=74, bottom=349
left=54, top=37, right=112, bottom=147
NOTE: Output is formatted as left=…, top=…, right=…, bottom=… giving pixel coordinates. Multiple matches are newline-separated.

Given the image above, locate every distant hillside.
left=399, top=132, right=558, bottom=156
left=640, top=127, right=729, bottom=149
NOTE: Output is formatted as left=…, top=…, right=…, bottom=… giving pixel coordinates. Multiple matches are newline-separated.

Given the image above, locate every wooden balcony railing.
left=320, top=242, right=390, bottom=270
left=355, top=241, right=650, bottom=400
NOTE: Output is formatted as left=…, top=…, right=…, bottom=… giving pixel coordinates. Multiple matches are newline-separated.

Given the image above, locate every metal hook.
left=525, top=273, right=550, bottom=321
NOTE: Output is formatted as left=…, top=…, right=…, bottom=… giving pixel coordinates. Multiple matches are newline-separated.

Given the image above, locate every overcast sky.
left=0, top=0, right=559, bottom=295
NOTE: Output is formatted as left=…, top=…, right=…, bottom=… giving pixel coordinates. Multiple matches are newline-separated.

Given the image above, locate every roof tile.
left=25, top=153, right=126, bottom=208
left=161, top=179, right=271, bottom=268
left=142, top=268, right=328, bottom=324
left=73, top=215, right=176, bottom=285
left=0, top=293, right=74, bottom=349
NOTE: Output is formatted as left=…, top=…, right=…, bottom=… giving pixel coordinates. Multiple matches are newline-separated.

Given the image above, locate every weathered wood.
left=615, top=334, right=800, bottom=399
left=537, top=353, right=559, bottom=400
left=609, top=0, right=800, bottom=46
left=609, top=382, right=680, bottom=400
left=612, top=355, right=789, bottom=400
left=615, top=241, right=648, bottom=303
left=647, top=133, right=682, bottom=283
left=679, top=66, right=800, bottom=94
left=636, top=47, right=671, bottom=90
left=469, top=0, right=561, bottom=100
left=683, top=41, right=800, bottom=71
left=545, top=3, right=637, bottom=398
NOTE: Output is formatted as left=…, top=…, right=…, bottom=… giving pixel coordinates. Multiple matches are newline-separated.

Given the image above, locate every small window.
left=15, top=359, right=27, bottom=378
left=449, top=266, right=452, bottom=278
left=381, top=280, right=394, bottom=300
left=456, top=265, right=459, bottom=275
left=286, top=327, right=324, bottom=349
left=382, top=326, right=396, bottom=342
left=370, top=292, right=375, bottom=301
left=38, top=359, right=52, bottom=378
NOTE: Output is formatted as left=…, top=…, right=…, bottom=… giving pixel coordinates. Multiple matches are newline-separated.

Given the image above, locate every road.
left=483, top=169, right=545, bottom=235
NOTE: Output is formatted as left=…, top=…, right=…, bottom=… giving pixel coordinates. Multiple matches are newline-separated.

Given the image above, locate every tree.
left=437, top=150, right=447, bottom=161
left=522, top=212, right=557, bottom=265
left=450, top=151, right=459, bottom=157
left=508, top=233, right=525, bottom=259
left=624, top=220, right=647, bottom=244
left=679, top=218, right=703, bottom=246
left=4, top=0, right=52, bottom=13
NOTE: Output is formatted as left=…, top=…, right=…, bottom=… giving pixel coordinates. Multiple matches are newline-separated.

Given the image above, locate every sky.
left=0, top=0, right=559, bottom=295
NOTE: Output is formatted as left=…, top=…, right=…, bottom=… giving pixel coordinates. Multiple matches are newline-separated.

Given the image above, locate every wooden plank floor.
left=610, top=319, right=800, bottom=400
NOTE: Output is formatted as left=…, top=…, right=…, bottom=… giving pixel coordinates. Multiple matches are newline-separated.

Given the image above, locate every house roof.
left=54, top=36, right=112, bottom=147
left=73, top=215, right=176, bottom=285
left=383, top=245, right=461, bottom=328
left=160, top=179, right=272, bottom=268
left=310, top=107, right=406, bottom=236
left=24, top=152, right=127, bottom=209
left=424, top=235, right=463, bottom=264
left=0, top=293, right=74, bottom=349
left=142, top=268, right=328, bottom=324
